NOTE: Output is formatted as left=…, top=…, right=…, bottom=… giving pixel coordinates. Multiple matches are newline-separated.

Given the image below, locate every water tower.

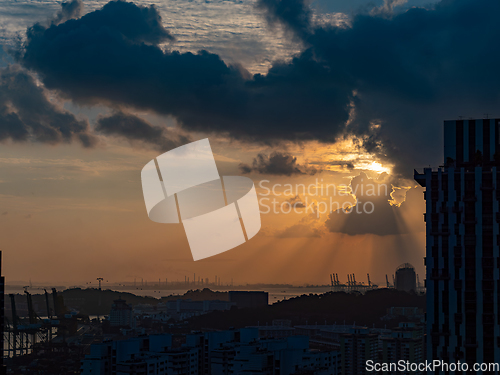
left=395, top=263, right=416, bottom=292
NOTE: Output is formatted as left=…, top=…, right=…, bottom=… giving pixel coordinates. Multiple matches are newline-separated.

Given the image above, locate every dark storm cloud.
left=0, top=66, right=96, bottom=147
left=310, top=159, right=355, bottom=170
left=257, top=0, right=500, bottom=174
left=370, top=0, right=409, bottom=17
left=52, top=0, right=84, bottom=25
left=20, top=0, right=351, bottom=143
left=53, top=0, right=174, bottom=44
left=325, top=172, right=402, bottom=235
left=96, top=111, right=191, bottom=152
left=255, top=0, right=312, bottom=40
left=19, top=0, right=500, bottom=175
left=324, top=173, right=424, bottom=235
left=239, top=151, right=317, bottom=176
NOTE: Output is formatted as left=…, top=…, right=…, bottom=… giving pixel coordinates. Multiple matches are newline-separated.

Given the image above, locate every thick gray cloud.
left=52, top=0, right=84, bottom=26
left=20, top=0, right=351, bottom=144
left=256, top=0, right=312, bottom=40
left=239, top=151, right=317, bottom=176
left=96, top=111, right=191, bottom=152
left=0, top=66, right=96, bottom=147
left=325, top=173, right=424, bottom=235
left=312, top=0, right=436, bottom=15
left=257, top=0, right=500, bottom=174
left=370, top=0, right=410, bottom=17
left=18, top=0, right=500, bottom=175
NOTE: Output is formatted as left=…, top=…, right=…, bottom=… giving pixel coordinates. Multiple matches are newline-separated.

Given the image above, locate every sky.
left=0, top=0, right=495, bottom=286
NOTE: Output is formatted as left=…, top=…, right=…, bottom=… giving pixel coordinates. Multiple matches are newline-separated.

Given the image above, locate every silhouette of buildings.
left=254, top=319, right=296, bottom=339
left=380, top=322, right=424, bottom=375
left=80, top=334, right=182, bottom=374
left=415, top=118, right=500, bottom=369
left=394, top=263, right=417, bottom=292
left=81, top=328, right=339, bottom=375
left=163, top=299, right=235, bottom=320
left=340, top=327, right=378, bottom=375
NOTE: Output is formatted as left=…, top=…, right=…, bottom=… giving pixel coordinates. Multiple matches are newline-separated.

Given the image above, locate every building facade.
left=81, top=334, right=176, bottom=375
left=109, top=299, right=135, bottom=328
left=381, top=322, right=424, bottom=375
left=340, top=327, right=378, bottom=375
left=0, top=252, right=5, bottom=375
left=415, top=118, right=500, bottom=370
left=82, top=328, right=340, bottom=375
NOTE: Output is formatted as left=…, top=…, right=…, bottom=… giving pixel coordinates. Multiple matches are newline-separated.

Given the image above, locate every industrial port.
left=0, top=255, right=425, bottom=374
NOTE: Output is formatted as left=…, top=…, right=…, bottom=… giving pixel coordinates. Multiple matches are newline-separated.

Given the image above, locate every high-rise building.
left=340, top=327, right=378, bottom=375
left=0, top=252, right=5, bottom=375
left=80, top=334, right=181, bottom=375
left=109, top=299, right=134, bottom=328
left=381, top=322, right=424, bottom=375
left=415, top=118, right=500, bottom=369
left=82, top=329, right=338, bottom=375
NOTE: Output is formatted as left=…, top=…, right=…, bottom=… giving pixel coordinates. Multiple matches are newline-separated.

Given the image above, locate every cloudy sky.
left=0, top=0, right=495, bottom=286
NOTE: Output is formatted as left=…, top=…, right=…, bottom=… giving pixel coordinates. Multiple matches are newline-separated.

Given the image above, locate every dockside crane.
left=9, top=294, right=18, bottom=331
left=44, top=289, right=51, bottom=320
left=9, top=294, right=18, bottom=357
left=51, top=288, right=60, bottom=317
left=24, top=290, right=37, bottom=325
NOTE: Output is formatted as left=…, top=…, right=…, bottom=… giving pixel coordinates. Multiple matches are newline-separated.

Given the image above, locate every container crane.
left=44, top=289, right=51, bottom=319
